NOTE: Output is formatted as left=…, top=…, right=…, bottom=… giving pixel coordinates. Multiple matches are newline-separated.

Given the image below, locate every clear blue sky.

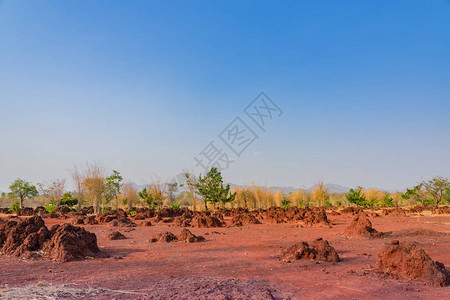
left=1, top=0, right=449, bottom=192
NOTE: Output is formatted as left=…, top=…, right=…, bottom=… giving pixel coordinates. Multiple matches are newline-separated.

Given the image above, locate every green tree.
left=401, top=184, right=427, bottom=206
left=138, top=187, right=156, bottom=208
left=8, top=178, right=38, bottom=209
left=196, top=167, right=235, bottom=210
left=345, top=187, right=368, bottom=206
left=382, top=192, right=394, bottom=207
left=105, top=170, right=123, bottom=209
left=281, top=193, right=291, bottom=209
left=422, top=176, right=450, bottom=206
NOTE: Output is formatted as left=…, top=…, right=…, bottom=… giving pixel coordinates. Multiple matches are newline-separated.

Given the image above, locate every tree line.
left=1, top=164, right=449, bottom=212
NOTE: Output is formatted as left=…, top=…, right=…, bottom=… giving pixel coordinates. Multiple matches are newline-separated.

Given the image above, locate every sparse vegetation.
left=8, top=178, right=39, bottom=209
left=196, top=167, right=235, bottom=210
left=422, top=176, right=450, bottom=206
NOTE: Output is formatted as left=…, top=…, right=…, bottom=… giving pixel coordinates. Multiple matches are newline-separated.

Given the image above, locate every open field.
left=1, top=209, right=449, bottom=299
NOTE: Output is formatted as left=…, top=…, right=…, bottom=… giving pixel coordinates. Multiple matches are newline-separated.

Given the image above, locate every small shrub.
left=129, top=210, right=137, bottom=215
left=170, top=203, right=181, bottom=210
left=9, top=202, right=20, bottom=212
left=346, top=188, right=368, bottom=206
left=324, top=200, right=332, bottom=207
left=281, top=194, right=291, bottom=209
left=45, top=203, right=56, bottom=213
left=382, top=193, right=394, bottom=207
left=60, top=192, right=78, bottom=207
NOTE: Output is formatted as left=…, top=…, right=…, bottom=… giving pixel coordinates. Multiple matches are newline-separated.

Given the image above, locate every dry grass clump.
left=231, top=184, right=282, bottom=209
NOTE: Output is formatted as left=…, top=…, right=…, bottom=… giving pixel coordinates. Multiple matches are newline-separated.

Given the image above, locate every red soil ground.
left=1, top=212, right=449, bottom=299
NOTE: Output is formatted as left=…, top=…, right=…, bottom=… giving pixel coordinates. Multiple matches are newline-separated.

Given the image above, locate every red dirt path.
left=1, top=213, right=449, bottom=299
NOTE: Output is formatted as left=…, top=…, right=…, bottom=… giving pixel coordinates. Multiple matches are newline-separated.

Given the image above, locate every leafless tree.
left=80, top=162, right=106, bottom=214
left=72, top=166, right=85, bottom=211
left=121, top=183, right=138, bottom=210
left=48, top=179, right=66, bottom=207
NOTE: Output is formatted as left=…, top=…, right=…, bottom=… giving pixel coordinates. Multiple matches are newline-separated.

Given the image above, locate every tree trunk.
left=204, top=201, right=208, bottom=211
left=19, top=197, right=24, bottom=209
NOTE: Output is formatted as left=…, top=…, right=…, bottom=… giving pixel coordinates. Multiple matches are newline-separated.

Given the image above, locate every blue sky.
left=0, top=0, right=449, bottom=192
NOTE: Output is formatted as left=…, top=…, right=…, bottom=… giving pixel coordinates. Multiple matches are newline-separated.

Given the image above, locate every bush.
left=129, top=210, right=137, bottom=215
left=45, top=203, right=56, bottom=213
left=9, top=202, right=20, bottom=212
left=346, top=188, right=369, bottom=206
left=60, top=192, right=78, bottom=207
left=382, top=193, right=394, bottom=207
left=170, top=203, right=181, bottom=210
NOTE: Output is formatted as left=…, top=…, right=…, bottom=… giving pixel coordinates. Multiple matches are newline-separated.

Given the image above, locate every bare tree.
left=48, top=179, right=66, bottom=207
left=121, top=183, right=138, bottom=210
left=183, top=171, right=198, bottom=209
left=81, top=162, right=106, bottom=214
left=72, top=166, right=85, bottom=211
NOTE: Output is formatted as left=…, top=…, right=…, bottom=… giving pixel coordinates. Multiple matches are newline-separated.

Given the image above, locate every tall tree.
left=48, top=179, right=66, bottom=207
left=8, top=178, right=38, bottom=209
left=105, top=170, right=123, bottom=209
left=182, top=171, right=199, bottom=209
left=72, top=166, right=85, bottom=211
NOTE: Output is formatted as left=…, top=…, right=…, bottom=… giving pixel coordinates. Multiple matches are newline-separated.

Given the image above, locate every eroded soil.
left=1, top=212, right=449, bottom=299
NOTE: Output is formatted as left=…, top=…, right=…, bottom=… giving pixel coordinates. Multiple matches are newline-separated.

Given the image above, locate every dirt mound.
left=178, top=229, right=205, bottom=243
left=150, top=229, right=205, bottom=243
left=0, top=216, right=51, bottom=258
left=174, top=216, right=191, bottom=227
left=281, top=238, right=340, bottom=263
left=108, top=231, right=126, bottom=240
left=433, top=207, right=450, bottom=214
left=109, top=217, right=136, bottom=227
left=140, top=221, right=153, bottom=227
left=190, top=216, right=223, bottom=228
left=302, top=209, right=330, bottom=226
left=133, top=213, right=146, bottom=220
left=231, top=214, right=261, bottom=226
left=0, top=217, right=103, bottom=262
left=344, top=215, right=383, bottom=238
left=377, top=240, right=448, bottom=286
left=71, top=216, right=98, bottom=226
left=0, top=208, right=11, bottom=214
left=18, top=207, right=34, bottom=216
left=150, top=232, right=178, bottom=243
left=42, top=223, right=102, bottom=262
left=71, top=217, right=85, bottom=225
left=340, top=206, right=363, bottom=215
left=265, top=207, right=287, bottom=223
left=382, top=208, right=407, bottom=217
left=85, top=215, right=98, bottom=225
